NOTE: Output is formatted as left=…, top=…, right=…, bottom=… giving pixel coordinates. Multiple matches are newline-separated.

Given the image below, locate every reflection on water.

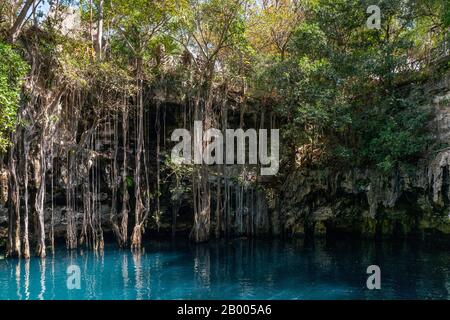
left=0, top=239, right=448, bottom=300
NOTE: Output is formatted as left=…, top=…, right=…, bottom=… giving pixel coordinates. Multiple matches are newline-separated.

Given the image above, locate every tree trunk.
left=8, top=0, right=37, bottom=43
left=50, top=138, right=54, bottom=254
left=191, top=69, right=214, bottom=243
left=34, top=137, right=46, bottom=258
left=66, top=150, right=78, bottom=250
left=155, top=100, right=161, bottom=230
left=96, top=0, right=104, bottom=59
left=7, top=139, right=21, bottom=257
left=215, top=176, right=221, bottom=238
left=131, top=60, right=144, bottom=250
left=23, top=138, right=30, bottom=258
left=119, top=106, right=129, bottom=247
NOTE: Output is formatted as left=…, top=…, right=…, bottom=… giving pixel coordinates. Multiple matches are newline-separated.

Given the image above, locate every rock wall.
left=279, top=82, right=450, bottom=239
left=2, top=78, right=450, bottom=248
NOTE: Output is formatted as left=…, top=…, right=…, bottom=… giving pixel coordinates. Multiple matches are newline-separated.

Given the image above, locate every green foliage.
left=358, top=95, right=431, bottom=172
left=1, top=0, right=447, bottom=173
left=0, top=42, right=29, bottom=152
left=256, top=0, right=439, bottom=172
left=105, top=0, right=186, bottom=59
left=162, top=153, right=193, bottom=202
left=441, top=0, right=450, bottom=27
left=125, top=176, right=134, bottom=188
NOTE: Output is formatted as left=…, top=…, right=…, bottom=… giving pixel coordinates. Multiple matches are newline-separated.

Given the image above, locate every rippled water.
left=0, top=239, right=448, bottom=300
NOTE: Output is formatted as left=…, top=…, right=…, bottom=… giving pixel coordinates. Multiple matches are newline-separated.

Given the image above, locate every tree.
left=259, top=0, right=438, bottom=171
left=8, top=0, right=43, bottom=43
left=246, top=0, right=303, bottom=60
left=108, top=0, right=185, bottom=249
left=177, top=0, right=249, bottom=242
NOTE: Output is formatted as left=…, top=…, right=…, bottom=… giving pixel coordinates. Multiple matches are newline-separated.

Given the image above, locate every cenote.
left=0, top=239, right=448, bottom=300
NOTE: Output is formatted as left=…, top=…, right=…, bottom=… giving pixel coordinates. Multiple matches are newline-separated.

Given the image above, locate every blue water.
left=0, top=239, right=448, bottom=300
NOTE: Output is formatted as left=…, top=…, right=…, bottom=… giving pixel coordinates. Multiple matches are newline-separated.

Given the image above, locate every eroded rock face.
left=2, top=84, right=450, bottom=249
left=280, top=89, right=450, bottom=239
left=280, top=162, right=449, bottom=237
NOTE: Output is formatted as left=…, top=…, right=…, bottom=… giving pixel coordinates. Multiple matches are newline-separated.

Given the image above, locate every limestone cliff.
left=279, top=78, right=450, bottom=239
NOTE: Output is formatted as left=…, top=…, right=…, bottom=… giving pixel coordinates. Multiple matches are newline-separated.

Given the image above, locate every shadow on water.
left=0, top=238, right=448, bottom=299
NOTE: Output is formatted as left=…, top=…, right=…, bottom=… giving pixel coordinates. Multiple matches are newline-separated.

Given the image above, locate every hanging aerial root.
left=130, top=224, right=144, bottom=251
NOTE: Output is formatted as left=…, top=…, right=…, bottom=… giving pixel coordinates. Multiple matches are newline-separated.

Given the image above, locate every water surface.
left=0, top=239, right=448, bottom=299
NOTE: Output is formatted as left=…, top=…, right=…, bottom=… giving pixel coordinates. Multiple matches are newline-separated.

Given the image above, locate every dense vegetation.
left=0, top=42, right=28, bottom=152
left=0, top=0, right=449, bottom=257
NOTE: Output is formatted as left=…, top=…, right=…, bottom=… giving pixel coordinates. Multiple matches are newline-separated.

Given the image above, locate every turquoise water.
left=0, top=239, right=448, bottom=300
